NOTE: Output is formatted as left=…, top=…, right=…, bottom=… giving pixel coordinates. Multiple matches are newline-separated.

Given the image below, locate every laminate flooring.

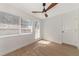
left=5, top=40, right=79, bottom=56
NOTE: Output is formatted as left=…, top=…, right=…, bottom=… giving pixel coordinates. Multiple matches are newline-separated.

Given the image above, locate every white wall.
left=0, top=4, right=41, bottom=55
left=0, top=34, right=35, bottom=55
left=43, top=15, right=62, bottom=44
left=43, top=8, right=79, bottom=48
left=62, top=9, right=79, bottom=47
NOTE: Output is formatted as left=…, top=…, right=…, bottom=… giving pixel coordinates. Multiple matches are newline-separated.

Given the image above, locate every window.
left=21, top=18, right=33, bottom=33
left=0, top=12, right=33, bottom=37
left=0, top=12, right=20, bottom=36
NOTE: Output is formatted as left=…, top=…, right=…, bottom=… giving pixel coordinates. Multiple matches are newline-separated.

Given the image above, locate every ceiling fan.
left=32, top=3, right=58, bottom=17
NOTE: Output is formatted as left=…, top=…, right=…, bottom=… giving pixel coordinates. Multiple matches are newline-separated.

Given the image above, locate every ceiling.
left=8, top=3, right=79, bottom=19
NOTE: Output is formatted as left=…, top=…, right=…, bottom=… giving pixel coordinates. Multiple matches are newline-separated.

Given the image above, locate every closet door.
left=62, top=11, right=78, bottom=47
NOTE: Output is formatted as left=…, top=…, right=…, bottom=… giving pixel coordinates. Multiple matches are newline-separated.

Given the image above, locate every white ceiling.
left=8, top=3, right=79, bottom=19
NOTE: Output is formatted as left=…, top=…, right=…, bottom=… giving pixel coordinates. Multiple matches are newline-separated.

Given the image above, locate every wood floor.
left=5, top=40, right=79, bottom=56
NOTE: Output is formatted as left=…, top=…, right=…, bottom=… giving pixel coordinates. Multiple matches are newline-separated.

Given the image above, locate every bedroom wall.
left=0, top=34, right=35, bottom=55
left=0, top=4, right=41, bottom=55
left=43, top=8, right=79, bottom=48
left=43, top=15, right=62, bottom=44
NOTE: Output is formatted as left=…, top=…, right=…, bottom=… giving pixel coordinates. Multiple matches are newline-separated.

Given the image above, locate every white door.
left=35, top=21, right=40, bottom=39
left=62, top=12, right=78, bottom=47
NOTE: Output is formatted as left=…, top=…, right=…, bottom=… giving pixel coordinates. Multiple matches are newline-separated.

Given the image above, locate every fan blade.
left=45, top=3, right=58, bottom=12
left=45, top=13, right=48, bottom=17
left=32, top=11, right=42, bottom=13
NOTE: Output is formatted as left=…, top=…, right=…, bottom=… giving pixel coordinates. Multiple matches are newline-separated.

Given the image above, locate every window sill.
left=0, top=33, right=32, bottom=38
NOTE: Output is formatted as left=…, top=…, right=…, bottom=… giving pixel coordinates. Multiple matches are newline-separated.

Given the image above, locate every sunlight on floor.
left=38, top=40, right=51, bottom=45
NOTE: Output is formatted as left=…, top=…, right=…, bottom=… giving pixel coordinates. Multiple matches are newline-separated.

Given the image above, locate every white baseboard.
left=44, top=39, right=62, bottom=44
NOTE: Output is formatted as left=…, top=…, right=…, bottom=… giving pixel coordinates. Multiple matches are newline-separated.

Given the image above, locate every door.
left=62, top=12, right=78, bottom=46
left=35, top=21, right=40, bottom=39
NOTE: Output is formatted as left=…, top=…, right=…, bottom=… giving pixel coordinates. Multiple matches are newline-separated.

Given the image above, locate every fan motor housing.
left=43, top=3, right=46, bottom=6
